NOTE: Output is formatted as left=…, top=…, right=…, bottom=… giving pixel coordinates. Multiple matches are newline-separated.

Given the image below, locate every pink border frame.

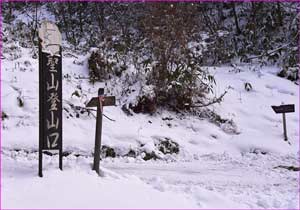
left=0, top=0, right=299, bottom=210
left=0, top=1, right=2, bottom=210
left=1, top=0, right=300, bottom=2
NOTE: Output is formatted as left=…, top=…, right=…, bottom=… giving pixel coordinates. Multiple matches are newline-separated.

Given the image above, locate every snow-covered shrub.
left=1, top=112, right=9, bottom=121
left=138, top=4, right=215, bottom=111
left=139, top=137, right=180, bottom=160
left=88, top=51, right=114, bottom=83
left=141, top=152, right=159, bottom=161
left=220, top=120, right=239, bottom=135
left=3, top=44, right=22, bottom=61
left=130, top=96, right=157, bottom=114
left=202, top=30, right=235, bottom=65
left=101, top=146, right=116, bottom=158
left=129, top=85, right=157, bottom=114
left=197, top=109, right=239, bottom=135
left=155, top=138, right=179, bottom=155
left=94, top=137, right=180, bottom=161
left=88, top=38, right=130, bottom=83
left=277, top=66, right=299, bottom=82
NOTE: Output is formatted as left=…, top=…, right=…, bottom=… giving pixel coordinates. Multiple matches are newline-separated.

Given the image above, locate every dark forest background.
left=2, top=2, right=299, bottom=111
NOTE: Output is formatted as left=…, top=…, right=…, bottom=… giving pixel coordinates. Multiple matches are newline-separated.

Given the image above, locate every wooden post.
left=282, top=113, right=288, bottom=141
left=59, top=48, right=63, bottom=170
left=93, top=88, right=104, bottom=175
left=38, top=41, right=43, bottom=178
left=271, top=104, right=294, bottom=142
left=86, top=88, right=115, bottom=176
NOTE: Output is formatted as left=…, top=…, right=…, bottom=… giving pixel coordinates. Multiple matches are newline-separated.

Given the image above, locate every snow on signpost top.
left=38, top=21, right=62, bottom=56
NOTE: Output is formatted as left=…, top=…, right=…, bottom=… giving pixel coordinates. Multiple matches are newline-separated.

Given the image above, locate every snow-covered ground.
left=1, top=47, right=299, bottom=208
left=2, top=150, right=298, bottom=208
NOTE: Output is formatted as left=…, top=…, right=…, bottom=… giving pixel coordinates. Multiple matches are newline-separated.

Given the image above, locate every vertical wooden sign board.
left=38, top=21, right=63, bottom=177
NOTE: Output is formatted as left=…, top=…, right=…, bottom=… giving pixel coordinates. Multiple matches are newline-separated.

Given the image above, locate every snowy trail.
left=2, top=149, right=299, bottom=209
left=104, top=154, right=299, bottom=209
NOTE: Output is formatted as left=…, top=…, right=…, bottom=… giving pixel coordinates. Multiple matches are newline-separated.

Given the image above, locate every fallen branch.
left=63, top=52, right=79, bottom=58
left=274, top=165, right=300, bottom=171
left=191, top=91, right=228, bottom=108
left=102, top=113, right=116, bottom=122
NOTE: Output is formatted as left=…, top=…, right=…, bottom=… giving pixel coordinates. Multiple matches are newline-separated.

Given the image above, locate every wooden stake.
left=282, top=113, right=288, bottom=141
left=271, top=104, right=294, bottom=142
left=87, top=88, right=115, bottom=175
left=92, top=89, right=104, bottom=175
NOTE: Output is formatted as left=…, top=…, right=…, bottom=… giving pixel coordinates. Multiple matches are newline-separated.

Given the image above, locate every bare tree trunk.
left=276, top=2, right=283, bottom=26
left=60, top=5, right=70, bottom=41
left=231, top=3, right=241, bottom=35
left=78, top=4, right=84, bottom=34
left=67, top=3, right=77, bottom=45
left=32, top=3, right=38, bottom=42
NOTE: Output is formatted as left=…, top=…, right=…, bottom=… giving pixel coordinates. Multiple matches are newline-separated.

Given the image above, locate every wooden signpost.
left=87, top=88, right=115, bottom=175
left=38, top=21, right=63, bottom=177
left=271, top=104, right=295, bottom=141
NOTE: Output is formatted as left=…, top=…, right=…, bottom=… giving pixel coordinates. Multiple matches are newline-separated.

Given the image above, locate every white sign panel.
left=38, top=21, right=62, bottom=56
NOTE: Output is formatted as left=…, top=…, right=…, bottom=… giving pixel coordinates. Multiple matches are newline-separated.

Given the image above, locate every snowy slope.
left=211, top=65, right=299, bottom=155
left=1, top=46, right=299, bottom=208
left=2, top=48, right=299, bottom=157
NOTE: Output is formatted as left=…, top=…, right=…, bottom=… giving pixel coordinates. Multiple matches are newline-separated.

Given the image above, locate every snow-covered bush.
left=277, top=66, right=299, bottom=82
left=155, top=138, right=179, bottom=155
left=137, top=4, right=215, bottom=111
left=129, top=85, right=157, bottom=114
left=88, top=48, right=129, bottom=84
left=1, top=112, right=9, bottom=121
left=88, top=51, right=114, bottom=83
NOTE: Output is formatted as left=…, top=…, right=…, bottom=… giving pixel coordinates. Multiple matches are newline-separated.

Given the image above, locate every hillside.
left=2, top=45, right=299, bottom=209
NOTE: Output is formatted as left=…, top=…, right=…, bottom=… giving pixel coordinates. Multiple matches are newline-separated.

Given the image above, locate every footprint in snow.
left=277, top=89, right=295, bottom=96
left=265, top=84, right=295, bottom=96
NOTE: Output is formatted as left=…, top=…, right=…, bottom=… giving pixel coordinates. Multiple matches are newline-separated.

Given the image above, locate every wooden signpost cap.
left=38, top=21, right=62, bottom=56
left=98, top=88, right=104, bottom=96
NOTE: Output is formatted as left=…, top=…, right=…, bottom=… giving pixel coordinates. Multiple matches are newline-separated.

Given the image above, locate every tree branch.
left=191, top=90, right=227, bottom=108
left=64, top=100, right=116, bottom=122
left=247, top=31, right=299, bottom=61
